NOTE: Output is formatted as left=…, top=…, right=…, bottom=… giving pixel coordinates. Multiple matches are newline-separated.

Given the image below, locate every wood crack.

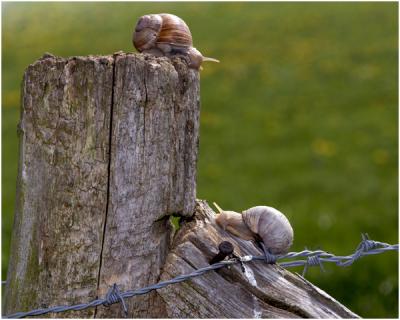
left=94, top=55, right=117, bottom=318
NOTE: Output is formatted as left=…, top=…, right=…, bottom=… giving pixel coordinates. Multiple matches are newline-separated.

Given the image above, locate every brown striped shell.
left=133, top=13, right=192, bottom=53
left=242, top=206, right=294, bottom=255
left=132, top=13, right=219, bottom=70
left=156, top=14, right=193, bottom=46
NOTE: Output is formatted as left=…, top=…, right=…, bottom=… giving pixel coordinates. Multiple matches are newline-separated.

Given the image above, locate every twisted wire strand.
left=4, top=235, right=398, bottom=319
left=5, top=260, right=234, bottom=319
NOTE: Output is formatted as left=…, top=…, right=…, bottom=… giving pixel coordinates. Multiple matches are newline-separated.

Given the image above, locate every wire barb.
left=264, top=250, right=277, bottom=264
left=103, top=284, right=128, bottom=317
left=337, top=233, right=380, bottom=267
left=302, top=254, right=325, bottom=277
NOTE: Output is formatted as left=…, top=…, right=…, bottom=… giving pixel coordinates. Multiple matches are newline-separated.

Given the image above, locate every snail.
left=133, top=13, right=219, bottom=70
left=213, top=203, right=294, bottom=256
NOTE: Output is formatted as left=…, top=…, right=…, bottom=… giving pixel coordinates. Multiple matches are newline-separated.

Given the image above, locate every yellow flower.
left=372, top=149, right=389, bottom=165
left=312, top=138, right=336, bottom=157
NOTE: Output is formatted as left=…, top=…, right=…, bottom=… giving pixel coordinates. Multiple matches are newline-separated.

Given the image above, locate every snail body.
left=133, top=13, right=219, bottom=70
left=214, top=204, right=294, bottom=255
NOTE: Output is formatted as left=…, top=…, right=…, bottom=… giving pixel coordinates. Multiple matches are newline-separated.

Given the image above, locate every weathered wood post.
left=4, top=52, right=199, bottom=318
left=4, top=52, right=358, bottom=318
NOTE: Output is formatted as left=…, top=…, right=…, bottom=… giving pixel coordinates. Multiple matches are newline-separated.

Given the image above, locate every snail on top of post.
left=132, top=13, right=219, bottom=70
left=213, top=202, right=294, bottom=259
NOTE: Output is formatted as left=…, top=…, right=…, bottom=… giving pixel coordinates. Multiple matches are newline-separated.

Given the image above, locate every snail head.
left=214, top=204, right=255, bottom=241
left=187, top=47, right=220, bottom=70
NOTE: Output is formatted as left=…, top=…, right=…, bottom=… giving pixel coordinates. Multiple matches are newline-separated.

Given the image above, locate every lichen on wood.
left=4, top=54, right=114, bottom=317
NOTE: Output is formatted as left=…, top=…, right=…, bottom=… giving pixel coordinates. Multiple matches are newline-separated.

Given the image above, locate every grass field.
left=2, top=2, right=398, bottom=317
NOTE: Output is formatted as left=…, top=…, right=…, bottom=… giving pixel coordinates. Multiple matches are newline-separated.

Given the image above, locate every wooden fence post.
left=3, top=53, right=200, bottom=318
left=4, top=52, right=357, bottom=318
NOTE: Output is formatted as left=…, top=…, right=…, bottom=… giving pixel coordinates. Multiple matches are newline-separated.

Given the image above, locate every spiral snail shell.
left=214, top=203, right=294, bottom=255
left=133, top=13, right=219, bottom=70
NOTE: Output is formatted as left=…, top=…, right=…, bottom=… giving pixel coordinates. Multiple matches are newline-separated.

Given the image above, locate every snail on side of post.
left=132, top=13, right=219, bottom=70
left=214, top=202, right=294, bottom=257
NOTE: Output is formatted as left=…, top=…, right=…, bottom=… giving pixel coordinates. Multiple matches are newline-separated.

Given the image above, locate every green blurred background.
left=2, top=2, right=398, bottom=317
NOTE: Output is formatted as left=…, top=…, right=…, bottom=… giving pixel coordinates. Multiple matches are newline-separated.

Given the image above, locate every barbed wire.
left=4, top=234, right=398, bottom=319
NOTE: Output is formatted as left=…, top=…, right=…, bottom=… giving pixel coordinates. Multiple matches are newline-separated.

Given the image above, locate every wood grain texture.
left=157, top=200, right=360, bottom=318
left=3, top=54, right=114, bottom=317
left=4, top=52, right=200, bottom=318
left=95, top=54, right=200, bottom=318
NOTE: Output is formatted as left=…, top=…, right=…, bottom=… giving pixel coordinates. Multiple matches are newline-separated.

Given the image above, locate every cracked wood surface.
left=4, top=53, right=200, bottom=318
left=96, top=54, right=200, bottom=318
left=4, top=54, right=114, bottom=318
left=157, top=200, right=360, bottom=318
